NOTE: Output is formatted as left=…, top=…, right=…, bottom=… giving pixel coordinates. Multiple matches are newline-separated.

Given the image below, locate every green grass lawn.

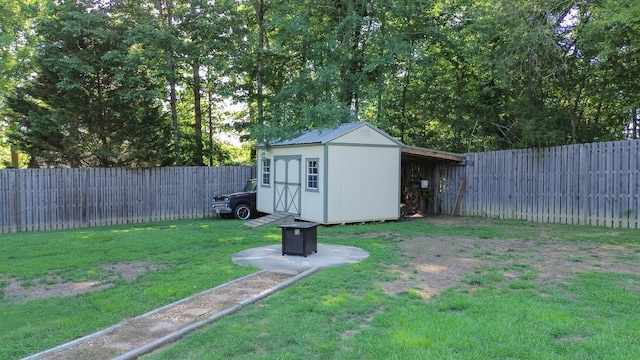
left=1, top=218, right=639, bottom=359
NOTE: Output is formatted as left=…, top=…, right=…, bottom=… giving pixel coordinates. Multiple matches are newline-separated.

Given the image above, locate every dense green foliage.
left=249, top=0, right=640, bottom=150
left=7, top=1, right=173, bottom=167
left=1, top=0, right=639, bottom=167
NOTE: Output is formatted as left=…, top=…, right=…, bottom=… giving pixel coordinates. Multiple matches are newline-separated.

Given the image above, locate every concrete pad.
left=232, top=243, right=369, bottom=270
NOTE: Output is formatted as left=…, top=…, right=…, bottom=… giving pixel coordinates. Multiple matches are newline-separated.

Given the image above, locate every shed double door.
left=273, top=156, right=301, bottom=215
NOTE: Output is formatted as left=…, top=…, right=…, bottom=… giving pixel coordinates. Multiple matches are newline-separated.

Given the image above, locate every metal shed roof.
left=265, top=121, right=463, bottom=163
left=269, top=121, right=403, bottom=146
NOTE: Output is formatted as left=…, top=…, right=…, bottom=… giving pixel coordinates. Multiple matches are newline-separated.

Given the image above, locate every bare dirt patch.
left=380, top=218, right=640, bottom=300
left=2, top=261, right=165, bottom=303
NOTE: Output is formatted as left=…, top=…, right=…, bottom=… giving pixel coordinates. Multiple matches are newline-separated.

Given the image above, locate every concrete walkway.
left=23, top=244, right=369, bottom=360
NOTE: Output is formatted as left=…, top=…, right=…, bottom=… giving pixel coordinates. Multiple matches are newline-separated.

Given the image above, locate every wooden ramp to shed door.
left=243, top=212, right=295, bottom=228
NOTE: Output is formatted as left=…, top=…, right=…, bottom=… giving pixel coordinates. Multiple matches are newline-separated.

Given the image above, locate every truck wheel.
left=234, top=204, right=253, bottom=220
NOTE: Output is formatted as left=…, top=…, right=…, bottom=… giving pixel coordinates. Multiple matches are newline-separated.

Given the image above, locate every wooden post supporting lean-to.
left=452, top=176, right=466, bottom=216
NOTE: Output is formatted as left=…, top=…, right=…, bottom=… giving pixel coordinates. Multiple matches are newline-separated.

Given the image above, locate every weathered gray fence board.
left=457, top=139, right=640, bottom=229
left=434, top=163, right=464, bottom=216
left=0, top=166, right=255, bottom=233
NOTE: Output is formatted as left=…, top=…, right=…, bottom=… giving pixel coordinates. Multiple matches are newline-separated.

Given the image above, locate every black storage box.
left=278, top=222, right=318, bottom=257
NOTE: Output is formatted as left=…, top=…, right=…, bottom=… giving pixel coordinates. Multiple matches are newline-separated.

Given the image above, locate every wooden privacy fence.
left=0, top=166, right=256, bottom=233
left=459, top=139, right=640, bottom=229
left=3, top=140, right=639, bottom=232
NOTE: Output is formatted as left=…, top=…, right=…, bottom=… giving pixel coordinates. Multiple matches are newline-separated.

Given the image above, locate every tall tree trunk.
left=10, top=145, right=19, bottom=168
left=169, top=75, right=180, bottom=165
left=399, top=41, right=414, bottom=144
left=165, top=0, right=181, bottom=165
left=632, top=108, right=639, bottom=139
left=193, top=58, right=204, bottom=166
left=208, top=90, right=214, bottom=165
left=376, top=6, right=386, bottom=124
left=254, top=0, right=266, bottom=127
left=338, top=0, right=367, bottom=117
left=559, top=74, right=579, bottom=144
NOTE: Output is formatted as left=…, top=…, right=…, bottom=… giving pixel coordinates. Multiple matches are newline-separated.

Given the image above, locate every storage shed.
left=256, top=122, right=403, bottom=224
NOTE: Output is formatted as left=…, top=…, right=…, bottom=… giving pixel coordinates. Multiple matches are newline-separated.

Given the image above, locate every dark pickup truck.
left=212, top=179, right=257, bottom=220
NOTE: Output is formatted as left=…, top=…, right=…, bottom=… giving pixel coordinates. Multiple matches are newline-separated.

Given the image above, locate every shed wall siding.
left=298, top=145, right=325, bottom=221
left=326, top=145, right=400, bottom=223
left=256, top=149, right=272, bottom=213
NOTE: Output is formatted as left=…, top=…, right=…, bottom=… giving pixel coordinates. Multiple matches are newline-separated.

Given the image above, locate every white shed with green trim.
left=256, top=122, right=403, bottom=224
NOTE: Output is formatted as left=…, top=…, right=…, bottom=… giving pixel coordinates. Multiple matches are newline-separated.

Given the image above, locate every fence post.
left=509, top=150, right=516, bottom=218
left=579, top=144, right=590, bottom=226
left=12, top=170, right=21, bottom=232
left=452, top=176, right=466, bottom=216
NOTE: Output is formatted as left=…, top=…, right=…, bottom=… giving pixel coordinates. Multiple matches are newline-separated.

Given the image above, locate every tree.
left=576, top=0, right=640, bottom=140
left=0, top=0, right=42, bottom=168
left=4, top=0, right=640, bottom=166
left=175, top=0, right=243, bottom=165
left=7, top=0, right=172, bottom=167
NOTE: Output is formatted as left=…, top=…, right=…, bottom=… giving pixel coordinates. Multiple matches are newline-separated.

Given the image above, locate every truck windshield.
left=243, top=179, right=257, bottom=192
